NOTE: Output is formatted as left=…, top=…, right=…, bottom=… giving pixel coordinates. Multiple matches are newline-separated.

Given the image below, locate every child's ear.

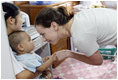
left=17, top=44, right=24, bottom=52
left=7, top=16, right=15, bottom=25
left=51, top=22, right=59, bottom=31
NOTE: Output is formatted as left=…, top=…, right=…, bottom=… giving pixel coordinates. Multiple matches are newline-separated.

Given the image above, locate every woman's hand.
left=51, top=53, right=58, bottom=62
left=54, top=50, right=72, bottom=62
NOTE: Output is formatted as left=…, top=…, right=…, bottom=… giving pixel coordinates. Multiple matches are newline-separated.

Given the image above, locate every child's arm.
left=42, top=57, right=52, bottom=79
left=36, top=54, right=57, bottom=72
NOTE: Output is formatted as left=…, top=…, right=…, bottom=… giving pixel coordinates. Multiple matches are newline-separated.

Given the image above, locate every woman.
left=35, top=7, right=117, bottom=65
left=2, top=2, right=40, bottom=78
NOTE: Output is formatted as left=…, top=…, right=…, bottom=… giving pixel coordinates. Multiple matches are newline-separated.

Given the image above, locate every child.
left=8, top=30, right=58, bottom=79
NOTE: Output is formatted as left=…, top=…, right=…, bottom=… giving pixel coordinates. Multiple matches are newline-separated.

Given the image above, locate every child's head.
left=8, top=30, right=34, bottom=54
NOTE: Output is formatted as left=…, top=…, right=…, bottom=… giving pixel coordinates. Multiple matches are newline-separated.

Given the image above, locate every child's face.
left=20, top=32, right=34, bottom=53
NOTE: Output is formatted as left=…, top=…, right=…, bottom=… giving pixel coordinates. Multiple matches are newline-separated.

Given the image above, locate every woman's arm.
left=16, top=70, right=41, bottom=79
left=16, top=70, right=35, bottom=79
left=55, top=50, right=103, bottom=65
left=70, top=51, right=103, bottom=65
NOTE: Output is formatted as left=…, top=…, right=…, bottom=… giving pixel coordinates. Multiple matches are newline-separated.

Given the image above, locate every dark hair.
left=8, top=30, right=25, bottom=52
left=35, top=6, right=74, bottom=28
left=2, top=2, right=20, bottom=21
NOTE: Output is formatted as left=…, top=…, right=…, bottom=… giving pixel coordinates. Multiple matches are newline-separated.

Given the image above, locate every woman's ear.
left=50, top=22, right=59, bottom=31
left=17, top=44, right=24, bottom=52
left=7, top=16, right=15, bottom=25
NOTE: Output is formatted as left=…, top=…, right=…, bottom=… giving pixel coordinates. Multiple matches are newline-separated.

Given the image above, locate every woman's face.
left=15, top=12, right=23, bottom=30
left=8, top=11, right=23, bottom=32
left=36, top=25, right=60, bottom=45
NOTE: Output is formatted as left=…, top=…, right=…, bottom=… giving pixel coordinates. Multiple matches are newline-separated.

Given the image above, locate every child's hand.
left=54, top=50, right=72, bottom=61
left=42, top=56, right=51, bottom=62
left=42, top=70, right=52, bottom=79
left=44, top=73, right=52, bottom=79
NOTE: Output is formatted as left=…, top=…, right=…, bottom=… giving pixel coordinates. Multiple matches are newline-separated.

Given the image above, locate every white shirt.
left=9, top=47, right=24, bottom=75
left=15, top=52, right=43, bottom=79
left=15, top=52, right=43, bottom=73
left=71, top=8, right=117, bottom=56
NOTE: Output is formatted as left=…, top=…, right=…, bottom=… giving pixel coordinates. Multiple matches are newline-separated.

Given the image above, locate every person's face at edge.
left=36, top=23, right=60, bottom=45
left=15, top=11, right=23, bottom=30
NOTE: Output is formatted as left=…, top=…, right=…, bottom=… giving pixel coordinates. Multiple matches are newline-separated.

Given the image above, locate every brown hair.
left=35, top=6, right=74, bottom=28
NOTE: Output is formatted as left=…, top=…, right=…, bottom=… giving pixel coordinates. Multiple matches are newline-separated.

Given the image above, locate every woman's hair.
left=2, top=2, right=20, bottom=21
left=35, top=6, right=74, bottom=28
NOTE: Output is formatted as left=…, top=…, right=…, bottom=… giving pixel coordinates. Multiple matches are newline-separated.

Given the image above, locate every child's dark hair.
left=35, top=6, right=74, bottom=28
left=8, top=30, right=25, bottom=52
left=2, top=2, right=20, bottom=21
